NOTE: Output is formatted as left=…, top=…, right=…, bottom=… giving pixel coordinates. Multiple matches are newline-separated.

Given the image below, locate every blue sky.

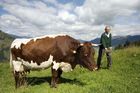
left=0, top=0, right=140, bottom=40
left=0, top=5, right=8, bottom=15
left=57, top=0, right=85, bottom=5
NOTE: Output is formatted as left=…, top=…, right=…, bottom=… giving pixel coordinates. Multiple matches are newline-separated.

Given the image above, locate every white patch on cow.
left=11, top=39, right=31, bottom=49
left=60, top=62, right=73, bottom=72
left=13, top=60, right=24, bottom=72
left=52, top=61, right=60, bottom=70
left=53, top=61, right=73, bottom=72
left=12, top=55, right=54, bottom=72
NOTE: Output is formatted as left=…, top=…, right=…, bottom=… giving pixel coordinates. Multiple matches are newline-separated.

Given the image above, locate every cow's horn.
left=92, top=43, right=100, bottom=46
left=80, top=43, right=84, bottom=46
left=73, top=50, right=76, bottom=54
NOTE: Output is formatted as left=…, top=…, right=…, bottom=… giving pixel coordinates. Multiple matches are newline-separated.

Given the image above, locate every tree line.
left=115, top=40, right=140, bottom=50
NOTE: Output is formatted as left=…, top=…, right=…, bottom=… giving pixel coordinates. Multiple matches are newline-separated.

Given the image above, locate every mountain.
left=78, top=39, right=88, bottom=43
left=0, top=30, right=16, bottom=61
left=0, top=29, right=140, bottom=61
left=90, top=35, right=140, bottom=47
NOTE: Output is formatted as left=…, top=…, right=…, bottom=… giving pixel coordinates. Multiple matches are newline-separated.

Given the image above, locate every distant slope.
left=91, top=35, right=140, bottom=46
left=0, top=30, right=15, bottom=61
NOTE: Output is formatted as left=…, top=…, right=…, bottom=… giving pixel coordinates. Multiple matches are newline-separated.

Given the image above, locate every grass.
left=0, top=46, right=140, bottom=93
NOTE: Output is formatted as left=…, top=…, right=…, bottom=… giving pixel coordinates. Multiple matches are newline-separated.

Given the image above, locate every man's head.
left=105, top=26, right=111, bottom=33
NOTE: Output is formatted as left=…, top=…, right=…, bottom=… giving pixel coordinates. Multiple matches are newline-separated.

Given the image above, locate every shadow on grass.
left=101, top=67, right=108, bottom=69
left=27, top=76, right=86, bottom=86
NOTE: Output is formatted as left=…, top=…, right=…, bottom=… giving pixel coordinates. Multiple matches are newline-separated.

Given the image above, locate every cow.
left=10, top=35, right=97, bottom=88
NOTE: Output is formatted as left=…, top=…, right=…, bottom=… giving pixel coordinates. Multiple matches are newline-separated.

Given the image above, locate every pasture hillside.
left=0, top=46, right=140, bottom=93
left=0, top=30, right=15, bottom=61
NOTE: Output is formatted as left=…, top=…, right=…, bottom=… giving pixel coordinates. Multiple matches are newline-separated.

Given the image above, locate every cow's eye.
left=84, top=54, right=88, bottom=56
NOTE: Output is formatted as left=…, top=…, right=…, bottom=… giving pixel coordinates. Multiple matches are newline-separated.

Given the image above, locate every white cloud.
left=0, top=14, right=22, bottom=27
left=0, top=0, right=140, bottom=41
left=58, top=10, right=77, bottom=23
left=3, top=4, right=56, bottom=26
left=75, top=0, right=140, bottom=25
left=113, top=24, right=140, bottom=36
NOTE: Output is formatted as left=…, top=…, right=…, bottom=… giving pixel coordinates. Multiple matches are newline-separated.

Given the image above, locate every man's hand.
left=109, top=47, right=112, bottom=50
left=105, top=47, right=112, bottom=53
left=105, top=48, right=109, bottom=53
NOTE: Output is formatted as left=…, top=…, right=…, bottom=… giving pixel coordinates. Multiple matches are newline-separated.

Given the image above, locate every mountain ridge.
left=90, top=35, right=140, bottom=46
left=0, top=30, right=140, bottom=61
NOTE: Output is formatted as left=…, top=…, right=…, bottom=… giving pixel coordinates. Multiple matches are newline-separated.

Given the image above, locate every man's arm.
left=101, top=35, right=107, bottom=48
left=109, top=34, right=112, bottom=47
left=109, top=34, right=112, bottom=50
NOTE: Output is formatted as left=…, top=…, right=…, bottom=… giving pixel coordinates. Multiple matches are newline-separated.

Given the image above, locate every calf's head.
left=76, top=42, right=95, bottom=71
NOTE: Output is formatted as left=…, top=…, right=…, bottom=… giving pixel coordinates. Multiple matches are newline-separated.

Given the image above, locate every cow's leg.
left=56, top=69, right=62, bottom=84
left=14, top=71, right=20, bottom=88
left=51, top=68, right=63, bottom=88
left=20, top=72, right=27, bottom=86
left=51, top=68, right=57, bottom=88
left=12, top=59, right=27, bottom=88
left=51, top=67, right=62, bottom=88
left=14, top=71, right=27, bottom=88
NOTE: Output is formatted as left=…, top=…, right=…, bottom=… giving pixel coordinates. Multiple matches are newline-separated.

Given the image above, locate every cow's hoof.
left=93, top=67, right=98, bottom=71
left=96, top=67, right=101, bottom=71
left=50, top=84, right=57, bottom=88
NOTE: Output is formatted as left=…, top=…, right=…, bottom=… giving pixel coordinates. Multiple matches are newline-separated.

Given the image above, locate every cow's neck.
left=71, top=60, right=77, bottom=69
left=72, top=54, right=81, bottom=69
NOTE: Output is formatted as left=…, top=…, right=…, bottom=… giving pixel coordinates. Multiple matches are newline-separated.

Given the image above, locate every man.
left=97, top=26, right=112, bottom=70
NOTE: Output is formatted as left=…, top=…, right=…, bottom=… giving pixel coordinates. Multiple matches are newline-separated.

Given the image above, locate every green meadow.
left=0, top=46, right=140, bottom=93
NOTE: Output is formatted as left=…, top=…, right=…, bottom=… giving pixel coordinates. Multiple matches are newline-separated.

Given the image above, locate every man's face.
left=105, top=28, right=111, bottom=33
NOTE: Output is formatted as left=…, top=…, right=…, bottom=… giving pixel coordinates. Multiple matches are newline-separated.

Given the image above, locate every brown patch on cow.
left=11, top=35, right=80, bottom=66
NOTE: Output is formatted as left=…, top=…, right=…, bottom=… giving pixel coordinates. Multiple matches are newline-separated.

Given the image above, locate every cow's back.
left=21, top=37, right=56, bottom=64
left=11, top=37, right=55, bottom=62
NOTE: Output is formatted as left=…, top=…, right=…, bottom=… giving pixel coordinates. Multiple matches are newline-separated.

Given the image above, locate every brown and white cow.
left=10, top=35, right=97, bottom=88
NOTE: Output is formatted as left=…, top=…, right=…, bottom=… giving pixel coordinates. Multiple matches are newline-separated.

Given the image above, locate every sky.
left=0, top=0, right=140, bottom=40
